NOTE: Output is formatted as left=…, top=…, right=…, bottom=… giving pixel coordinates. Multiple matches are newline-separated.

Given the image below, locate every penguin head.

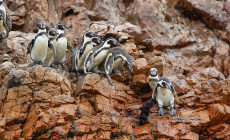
left=84, top=30, right=96, bottom=38
left=126, top=55, right=133, bottom=72
left=37, top=21, right=46, bottom=30
left=91, top=35, right=102, bottom=46
left=57, top=22, right=69, bottom=30
left=0, top=0, right=3, bottom=5
left=48, top=28, right=57, bottom=37
left=158, top=77, right=171, bottom=89
left=105, top=37, right=120, bottom=47
left=126, top=61, right=133, bottom=72
left=149, top=68, right=158, bottom=77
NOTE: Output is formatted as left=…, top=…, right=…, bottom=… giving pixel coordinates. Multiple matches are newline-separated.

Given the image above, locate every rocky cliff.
left=0, top=0, right=230, bottom=139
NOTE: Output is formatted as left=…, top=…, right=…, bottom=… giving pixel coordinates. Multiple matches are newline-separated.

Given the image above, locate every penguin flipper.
left=105, top=54, right=115, bottom=86
left=48, top=40, right=56, bottom=58
left=171, top=85, right=180, bottom=103
left=25, top=39, right=34, bottom=54
left=139, top=98, right=154, bottom=126
left=67, top=43, right=73, bottom=57
left=84, top=51, right=94, bottom=74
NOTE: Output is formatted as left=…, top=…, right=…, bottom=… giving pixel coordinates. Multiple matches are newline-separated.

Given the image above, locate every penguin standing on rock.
left=139, top=77, right=179, bottom=125
left=0, top=0, right=12, bottom=39
left=44, top=28, right=57, bottom=66
left=73, top=30, right=98, bottom=73
left=153, top=77, right=179, bottom=116
left=83, top=37, right=120, bottom=74
left=148, top=68, right=159, bottom=90
left=53, top=22, right=73, bottom=71
left=103, top=47, right=133, bottom=86
left=26, top=21, right=56, bottom=66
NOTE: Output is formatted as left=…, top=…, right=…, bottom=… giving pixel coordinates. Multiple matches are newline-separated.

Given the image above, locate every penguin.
left=44, top=28, right=57, bottom=66
left=148, top=68, right=160, bottom=90
left=139, top=77, right=179, bottom=125
left=152, top=77, right=179, bottom=116
left=70, top=34, right=101, bottom=72
left=73, top=30, right=98, bottom=73
left=103, top=47, right=133, bottom=86
left=53, top=22, right=73, bottom=71
left=26, top=21, right=56, bottom=66
left=0, top=0, right=12, bottom=39
left=83, top=37, right=120, bottom=74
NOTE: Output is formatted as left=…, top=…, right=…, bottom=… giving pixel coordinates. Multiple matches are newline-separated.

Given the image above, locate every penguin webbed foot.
left=31, top=61, right=35, bottom=66
left=0, top=33, right=5, bottom=39
left=169, top=106, right=176, bottom=116
left=40, top=61, right=47, bottom=67
left=51, top=64, right=58, bottom=69
left=61, top=63, right=68, bottom=71
left=108, top=78, right=114, bottom=86
left=158, top=107, right=165, bottom=116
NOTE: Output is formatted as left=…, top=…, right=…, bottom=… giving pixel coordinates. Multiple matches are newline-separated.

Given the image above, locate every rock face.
left=0, top=0, right=230, bottom=139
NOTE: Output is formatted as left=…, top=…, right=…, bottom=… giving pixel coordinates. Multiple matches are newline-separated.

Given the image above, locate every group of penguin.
left=25, top=21, right=134, bottom=86
left=139, top=68, right=180, bottom=125
left=0, top=0, right=180, bottom=125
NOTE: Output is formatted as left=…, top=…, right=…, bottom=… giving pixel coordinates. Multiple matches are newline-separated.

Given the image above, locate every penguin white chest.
left=149, top=77, right=159, bottom=90
left=156, top=87, right=174, bottom=107
left=92, top=50, right=108, bottom=67
left=113, top=58, right=125, bottom=70
left=31, top=35, right=48, bottom=62
left=56, top=37, right=67, bottom=63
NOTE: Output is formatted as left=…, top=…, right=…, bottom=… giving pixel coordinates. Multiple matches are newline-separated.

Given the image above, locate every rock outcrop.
left=0, top=0, right=229, bottom=139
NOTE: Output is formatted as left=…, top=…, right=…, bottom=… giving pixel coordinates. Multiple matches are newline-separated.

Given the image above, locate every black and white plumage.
left=0, top=0, right=12, bottom=39
left=70, top=34, right=101, bottom=72
left=73, top=30, right=98, bottom=73
left=148, top=68, right=159, bottom=90
left=83, top=37, right=120, bottom=74
left=26, top=21, right=56, bottom=66
left=152, top=77, right=179, bottom=116
left=53, top=22, right=73, bottom=71
left=44, top=28, right=57, bottom=66
left=139, top=77, right=179, bottom=125
left=103, top=47, right=133, bottom=86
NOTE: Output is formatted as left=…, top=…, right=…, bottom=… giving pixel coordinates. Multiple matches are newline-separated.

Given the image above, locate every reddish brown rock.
left=134, top=124, right=151, bottom=135
left=181, top=131, right=199, bottom=140
left=133, top=58, right=149, bottom=74
left=208, top=104, right=225, bottom=125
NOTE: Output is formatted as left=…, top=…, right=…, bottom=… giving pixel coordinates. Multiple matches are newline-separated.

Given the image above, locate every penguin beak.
left=97, top=38, right=102, bottom=44
left=116, top=41, right=120, bottom=46
left=129, top=66, right=134, bottom=72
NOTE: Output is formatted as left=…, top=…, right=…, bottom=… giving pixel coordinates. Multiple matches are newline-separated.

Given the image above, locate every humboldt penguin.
left=44, top=28, right=57, bottom=66
left=53, top=22, right=73, bottom=71
left=73, top=30, right=98, bottom=73
left=70, top=34, right=101, bottom=72
left=0, top=0, right=12, bottom=39
left=26, top=21, right=56, bottom=66
left=83, top=37, right=120, bottom=74
left=152, top=77, right=179, bottom=116
left=139, top=77, right=179, bottom=125
left=103, top=47, right=133, bottom=85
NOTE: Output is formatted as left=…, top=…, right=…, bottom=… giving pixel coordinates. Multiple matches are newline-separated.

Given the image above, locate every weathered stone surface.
left=0, top=0, right=230, bottom=139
